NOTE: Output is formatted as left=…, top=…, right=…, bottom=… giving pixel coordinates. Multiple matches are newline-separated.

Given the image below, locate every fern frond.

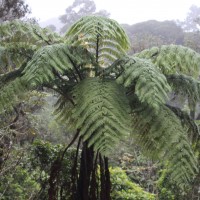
left=66, top=16, right=130, bottom=67
left=22, top=44, right=95, bottom=85
left=56, top=77, right=131, bottom=155
left=130, top=96, right=198, bottom=187
left=116, top=57, right=171, bottom=111
left=0, top=20, right=62, bottom=46
left=135, top=45, right=200, bottom=77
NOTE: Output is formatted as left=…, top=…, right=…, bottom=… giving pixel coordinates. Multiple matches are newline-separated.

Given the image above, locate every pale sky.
left=25, top=0, right=200, bottom=25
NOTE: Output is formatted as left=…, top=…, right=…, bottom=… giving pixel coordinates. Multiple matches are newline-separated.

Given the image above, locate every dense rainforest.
left=1, top=0, right=200, bottom=200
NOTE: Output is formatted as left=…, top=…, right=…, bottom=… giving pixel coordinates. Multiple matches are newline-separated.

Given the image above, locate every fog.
left=25, top=0, right=200, bottom=25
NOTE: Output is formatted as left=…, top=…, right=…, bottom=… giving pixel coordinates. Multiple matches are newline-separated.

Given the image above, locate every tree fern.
left=135, top=45, right=200, bottom=77
left=0, top=17, right=199, bottom=194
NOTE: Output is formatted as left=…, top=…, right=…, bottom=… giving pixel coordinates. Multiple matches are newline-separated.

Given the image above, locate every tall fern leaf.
left=56, top=77, right=131, bottom=155
left=130, top=96, right=198, bottom=186
left=66, top=16, right=130, bottom=68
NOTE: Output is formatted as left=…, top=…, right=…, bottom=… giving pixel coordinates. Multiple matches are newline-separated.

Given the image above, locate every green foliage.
left=32, top=140, right=62, bottom=166
left=0, top=166, right=39, bottom=200
left=0, top=77, right=28, bottom=112
left=0, top=20, right=61, bottom=46
left=110, top=167, right=155, bottom=200
left=0, top=42, right=35, bottom=71
left=30, top=140, right=78, bottom=199
left=0, top=20, right=62, bottom=73
left=135, top=44, right=200, bottom=77
left=157, top=169, right=189, bottom=200
left=22, top=44, right=94, bottom=85
left=167, top=105, right=199, bottom=148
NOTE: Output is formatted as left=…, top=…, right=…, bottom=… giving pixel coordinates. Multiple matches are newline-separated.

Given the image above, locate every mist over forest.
left=38, top=0, right=200, bottom=53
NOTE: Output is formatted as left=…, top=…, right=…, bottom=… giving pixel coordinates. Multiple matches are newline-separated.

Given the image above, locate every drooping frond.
left=167, top=105, right=199, bottom=148
left=130, top=96, right=198, bottom=187
left=166, top=74, right=200, bottom=106
left=22, top=44, right=95, bottom=85
left=116, top=57, right=171, bottom=111
left=0, top=20, right=62, bottom=46
left=135, top=45, right=200, bottom=77
left=0, top=43, right=95, bottom=113
left=55, top=77, right=131, bottom=155
left=66, top=16, right=130, bottom=68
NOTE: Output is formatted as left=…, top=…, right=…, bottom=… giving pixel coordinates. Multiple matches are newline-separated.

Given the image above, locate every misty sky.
left=25, top=0, right=200, bottom=24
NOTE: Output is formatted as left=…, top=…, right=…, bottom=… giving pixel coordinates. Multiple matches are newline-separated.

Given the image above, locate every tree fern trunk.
left=77, top=143, right=94, bottom=200
left=77, top=143, right=111, bottom=200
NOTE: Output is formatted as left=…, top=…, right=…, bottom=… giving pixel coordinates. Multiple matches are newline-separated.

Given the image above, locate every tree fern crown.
left=66, top=16, right=130, bottom=69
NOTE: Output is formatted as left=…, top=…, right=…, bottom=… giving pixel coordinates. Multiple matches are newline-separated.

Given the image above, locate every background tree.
left=122, top=20, right=184, bottom=53
left=0, top=0, right=30, bottom=22
left=59, top=0, right=110, bottom=33
left=0, top=17, right=200, bottom=200
left=178, top=5, right=200, bottom=32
